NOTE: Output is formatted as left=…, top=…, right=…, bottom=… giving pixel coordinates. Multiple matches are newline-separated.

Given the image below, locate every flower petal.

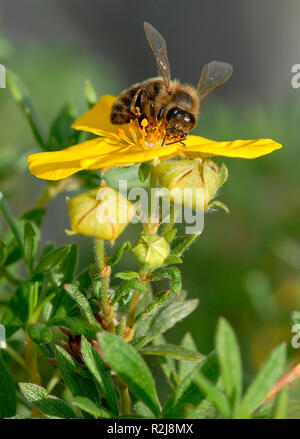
left=183, top=135, right=282, bottom=159
left=72, top=95, right=124, bottom=137
left=28, top=137, right=181, bottom=181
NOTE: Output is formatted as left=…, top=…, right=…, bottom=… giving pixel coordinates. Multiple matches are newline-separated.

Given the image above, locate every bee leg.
left=131, top=87, right=152, bottom=122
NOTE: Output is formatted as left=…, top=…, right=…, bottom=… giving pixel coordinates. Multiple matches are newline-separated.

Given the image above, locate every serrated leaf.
left=81, top=336, right=118, bottom=416
left=34, top=245, right=71, bottom=275
left=97, top=332, right=161, bottom=416
left=216, top=318, right=242, bottom=410
left=64, top=284, right=98, bottom=326
left=240, top=343, right=286, bottom=418
left=141, top=344, right=202, bottom=361
left=0, top=354, right=16, bottom=418
left=73, top=396, right=111, bottom=418
left=19, top=383, right=77, bottom=419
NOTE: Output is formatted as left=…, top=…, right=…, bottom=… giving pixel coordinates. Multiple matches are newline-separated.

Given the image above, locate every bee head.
left=165, top=107, right=195, bottom=139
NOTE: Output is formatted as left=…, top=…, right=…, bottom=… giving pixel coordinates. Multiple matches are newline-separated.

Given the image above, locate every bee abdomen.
left=111, top=84, right=141, bottom=124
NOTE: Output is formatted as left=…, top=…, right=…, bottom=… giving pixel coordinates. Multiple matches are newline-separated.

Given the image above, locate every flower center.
left=116, top=118, right=170, bottom=150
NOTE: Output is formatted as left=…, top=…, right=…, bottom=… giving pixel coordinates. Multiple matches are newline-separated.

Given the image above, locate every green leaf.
left=48, top=102, right=81, bottom=150
left=104, top=164, right=149, bottom=190
left=64, top=284, right=99, bottom=326
left=81, top=336, right=119, bottom=416
left=163, top=352, right=219, bottom=418
left=107, top=241, right=131, bottom=266
left=85, top=80, right=98, bottom=108
left=138, top=161, right=152, bottom=183
left=178, top=333, right=199, bottom=380
left=170, top=234, right=201, bottom=256
left=151, top=266, right=182, bottom=295
left=34, top=245, right=71, bottom=275
left=97, top=332, right=161, bottom=416
left=73, top=396, right=111, bottom=418
left=1, top=281, right=35, bottom=337
left=148, top=299, right=198, bottom=338
left=47, top=317, right=100, bottom=339
left=19, top=383, right=77, bottom=419
left=240, top=343, right=286, bottom=418
left=112, top=279, right=148, bottom=305
left=0, top=354, right=16, bottom=418
left=55, top=345, right=99, bottom=404
left=271, top=387, right=289, bottom=419
left=141, top=344, right=203, bottom=361
left=135, top=291, right=170, bottom=324
left=28, top=323, right=52, bottom=345
left=193, top=371, right=231, bottom=418
left=22, top=207, right=46, bottom=228
left=0, top=192, right=24, bottom=257
left=6, top=69, right=47, bottom=149
left=0, top=241, right=7, bottom=266
left=215, top=318, right=242, bottom=409
left=24, top=222, right=37, bottom=269
left=115, top=271, right=139, bottom=281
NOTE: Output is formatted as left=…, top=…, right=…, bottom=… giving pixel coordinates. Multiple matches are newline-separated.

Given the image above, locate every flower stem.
left=127, top=291, right=140, bottom=328
left=161, top=202, right=176, bottom=236
left=117, top=376, right=131, bottom=415
left=94, top=239, right=115, bottom=332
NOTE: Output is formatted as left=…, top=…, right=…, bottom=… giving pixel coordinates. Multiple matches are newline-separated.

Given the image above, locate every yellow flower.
left=28, top=95, right=282, bottom=181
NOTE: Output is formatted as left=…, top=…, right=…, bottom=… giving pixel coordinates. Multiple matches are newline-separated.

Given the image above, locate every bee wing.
left=197, top=61, right=233, bottom=102
left=143, top=21, right=171, bottom=93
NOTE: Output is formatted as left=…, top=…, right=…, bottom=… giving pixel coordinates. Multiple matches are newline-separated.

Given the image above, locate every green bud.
left=28, top=323, right=52, bottom=345
left=66, top=186, right=135, bottom=241
left=132, top=233, right=170, bottom=270
left=155, top=159, right=228, bottom=210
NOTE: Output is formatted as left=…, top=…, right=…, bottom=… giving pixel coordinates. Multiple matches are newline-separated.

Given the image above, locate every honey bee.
left=111, top=22, right=233, bottom=145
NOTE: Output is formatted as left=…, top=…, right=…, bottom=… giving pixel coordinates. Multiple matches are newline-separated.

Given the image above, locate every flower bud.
left=28, top=323, right=52, bottom=345
left=132, top=233, right=169, bottom=270
left=155, top=159, right=228, bottom=210
left=66, top=186, right=135, bottom=241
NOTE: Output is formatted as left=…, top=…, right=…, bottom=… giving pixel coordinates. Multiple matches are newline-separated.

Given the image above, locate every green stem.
left=119, top=380, right=131, bottom=415
left=94, top=239, right=114, bottom=332
left=127, top=291, right=140, bottom=328
left=161, top=202, right=176, bottom=236
left=5, top=344, right=27, bottom=370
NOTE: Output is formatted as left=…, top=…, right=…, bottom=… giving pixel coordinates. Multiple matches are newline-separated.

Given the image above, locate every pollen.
left=116, top=117, right=168, bottom=151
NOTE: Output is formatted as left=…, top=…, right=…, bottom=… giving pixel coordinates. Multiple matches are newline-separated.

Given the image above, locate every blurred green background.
left=1, top=0, right=300, bottom=391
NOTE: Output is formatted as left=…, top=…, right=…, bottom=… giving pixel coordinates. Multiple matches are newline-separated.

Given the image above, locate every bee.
left=110, top=22, right=233, bottom=145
